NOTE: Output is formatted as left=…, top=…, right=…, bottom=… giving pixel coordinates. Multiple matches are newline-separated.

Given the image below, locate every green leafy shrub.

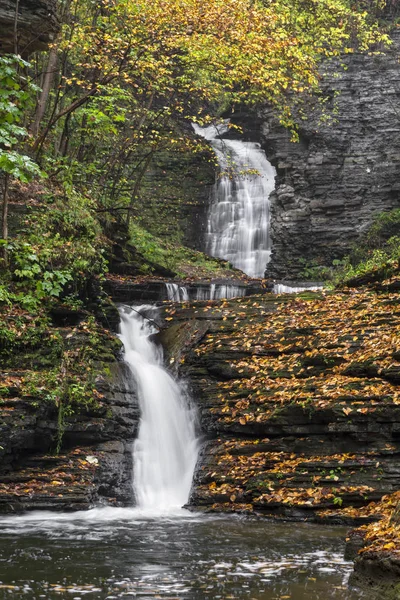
left=3, top=190, right=108, bottom=305
left=300, top=210, right=400, bottom=286
left=130, top=221, right=232, bottom=277
left=0, top=55, right=42, bottom=183
left=332, top=210, right=400, bottom=284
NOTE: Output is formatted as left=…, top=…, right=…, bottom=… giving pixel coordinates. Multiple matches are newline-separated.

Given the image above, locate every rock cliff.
left=159, top=272, right=400, bottom=524
left=0, top=310, right=138, bottom=513
left=262, top=29, right=400, bottom=279
left=0, top=0, right=58, bottom=55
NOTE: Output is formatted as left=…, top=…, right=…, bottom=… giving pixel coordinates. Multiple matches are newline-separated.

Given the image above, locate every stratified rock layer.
left=0, top=313, right=138, bottom=513
left=136, top=146, right=215, bottom=253
left=159, top=277, right=400, bottom=523
left=0, top=0, right=59, bottom=55
left=260, top=30, right=400, bottom=279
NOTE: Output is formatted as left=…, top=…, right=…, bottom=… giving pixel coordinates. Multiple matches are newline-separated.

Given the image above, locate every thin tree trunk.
left=32, top=81, right=112, bottom=155
left=125, top=154, right=153, bottom=227
left=14, top=0, right=20, bottom=54
left=58, top=112, right=71, bottom=157
left=32, top=46, right=59, bottom=137
left=2, top=175, right=9, bottom=267
left=76, top=114, right=88, bottom=162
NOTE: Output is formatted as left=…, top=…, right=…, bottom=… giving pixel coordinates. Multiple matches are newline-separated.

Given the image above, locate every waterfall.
left=118, top=305, right=198, bottom=512
left=273, top=283, right=324, bottom=294
left=193, top=283, right=245, bottom=300
left=165, top=283, right=189, bottom=302
left=193, top=122, right=276, bottom=278
left=165, top=282, right=247, bottom=302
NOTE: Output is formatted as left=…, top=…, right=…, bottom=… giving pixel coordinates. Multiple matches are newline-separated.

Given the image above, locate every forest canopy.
left=0, top=0, right=390, bottom=296
left=24, top=0, right=388, bottom=207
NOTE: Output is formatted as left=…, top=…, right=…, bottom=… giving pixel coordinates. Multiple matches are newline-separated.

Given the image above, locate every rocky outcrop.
left=105, top=274, right=272, bottom=304
left=0, top=311, right=138, bottom=513
left=259, top=29, right=400, bottom=279
left=0, top=0, right=59, bottom=55
left=137, top=146, right=215, bottom=253
left=159, top=281, right=400, bottom=522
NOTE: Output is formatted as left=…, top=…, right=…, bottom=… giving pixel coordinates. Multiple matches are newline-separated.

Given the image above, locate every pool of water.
left=0, top=508, right=371, bottom=599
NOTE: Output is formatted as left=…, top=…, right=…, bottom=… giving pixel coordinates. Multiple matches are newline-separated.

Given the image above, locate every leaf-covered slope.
left=160, top=283, right=400, bottom=521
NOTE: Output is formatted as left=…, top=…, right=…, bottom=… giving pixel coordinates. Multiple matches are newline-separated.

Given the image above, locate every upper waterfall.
left=193, top=122, right=276, bottom=278
left=118, top=305, right=199, bottom=513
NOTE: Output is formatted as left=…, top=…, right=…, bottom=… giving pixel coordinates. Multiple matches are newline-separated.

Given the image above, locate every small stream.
left=0, top=306, right=372, bottom=600
left=0, top=511, right=371, bottom=600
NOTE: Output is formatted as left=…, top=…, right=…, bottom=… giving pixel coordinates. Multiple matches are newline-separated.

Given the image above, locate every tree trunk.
left=14, top=0, right=20, bottom=54
left=125, top=154, right=153, bottom=227
left=32, top=45, right=59, bottom=138
left=58, top=112, right=71, bottom=157
left=1, top=175, right=9, bottom=267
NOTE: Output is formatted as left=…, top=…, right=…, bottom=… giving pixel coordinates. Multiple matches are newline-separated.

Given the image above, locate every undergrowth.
left=130, top=221, right=234, bottom=278
left=300, top=209, right=400, bottom=286
left=0, top=183, right=118, bottom=452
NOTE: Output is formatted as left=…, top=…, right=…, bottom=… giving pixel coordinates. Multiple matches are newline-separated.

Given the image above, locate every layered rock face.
left=261, top=30, right=400, bottom=279
left=0, top=0, right=59, bottom=55
left=159, top=276, right=400, bottom=522
left=0, top=315, right=138, bottom=513
left=137, top=146, right=215, bottom=252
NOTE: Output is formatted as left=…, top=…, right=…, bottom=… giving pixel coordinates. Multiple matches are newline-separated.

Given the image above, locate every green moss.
left=129, top=221, right=234, bottom=278
left=301, top=209, right=400, bottom=285
left=0, top=301, right=120, bottom=452
left=135, top=147, right=215, bottom=247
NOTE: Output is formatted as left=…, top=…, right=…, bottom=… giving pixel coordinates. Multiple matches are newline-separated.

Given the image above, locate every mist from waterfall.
left=193, top=122, right=276, bottom=278
left=118, top=305, right=199, bottom=513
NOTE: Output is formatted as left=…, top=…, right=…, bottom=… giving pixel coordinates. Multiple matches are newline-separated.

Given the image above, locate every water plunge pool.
left=0, top=511, right=372, bottom=599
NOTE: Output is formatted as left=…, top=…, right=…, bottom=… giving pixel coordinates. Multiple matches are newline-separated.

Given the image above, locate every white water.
left=193, top=122, right=276, bottom=278
left=165, top=282, right=246, bottom=302
left=273, top=283, right=324, bottom=294
left=165, top=283, right=189, bottom=302
left=118, top=305, right=199, bottom=512
left=195, top=283, right=245, bottom=300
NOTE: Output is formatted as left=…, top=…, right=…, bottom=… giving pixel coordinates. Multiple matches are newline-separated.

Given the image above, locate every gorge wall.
left=159, top=284, right=400, bottom=523
left=138, top=146, right=215, bottom=252
left=0, top=0, right=58, bottom=55
left=261, top=29, right=400, bottom=279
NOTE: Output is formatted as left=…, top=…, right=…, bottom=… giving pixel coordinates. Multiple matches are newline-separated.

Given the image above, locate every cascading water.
left=195, top=283, right=244, bottom=301
left=165, top=283, right=189, bottom=302
left=193, top=122, right=276, bottom=278
left=165, top=282, right=246, bottom=302
left=118, top=305, right=198, bottom=512
left=273, top=283, right=324, bottom=294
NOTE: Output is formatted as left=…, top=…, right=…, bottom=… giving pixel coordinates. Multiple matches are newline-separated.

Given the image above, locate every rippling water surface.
left=0, top=508, right=373, bottom=600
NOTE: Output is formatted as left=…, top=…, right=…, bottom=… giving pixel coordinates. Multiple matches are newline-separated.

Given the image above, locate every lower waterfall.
left=165, top=282, right=246, bottom=302
left=118, top=305, right=199, bottom=512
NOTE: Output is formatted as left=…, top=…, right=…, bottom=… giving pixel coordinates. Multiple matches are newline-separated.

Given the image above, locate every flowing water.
left=165, top=282, right=324, bottom=302
left=165, top=282, right=246, bottom=302
left=273, top=282, right=324, bottom=294
left=193, top=122, right=276, bottom=278
left=0, top=301, right=368, bottom=600
left=0, top=511, right=373, bottom=599
left=118, top=305, right=198, bottom=512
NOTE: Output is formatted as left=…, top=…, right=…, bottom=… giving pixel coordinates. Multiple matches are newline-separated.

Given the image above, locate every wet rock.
left=0, top=0, right=59, bottom=55
left=0, top=323, right=138, bottom=513
left=159, top=288, right=400, bottom=523
left=230, top=30, right=400, bottom=279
